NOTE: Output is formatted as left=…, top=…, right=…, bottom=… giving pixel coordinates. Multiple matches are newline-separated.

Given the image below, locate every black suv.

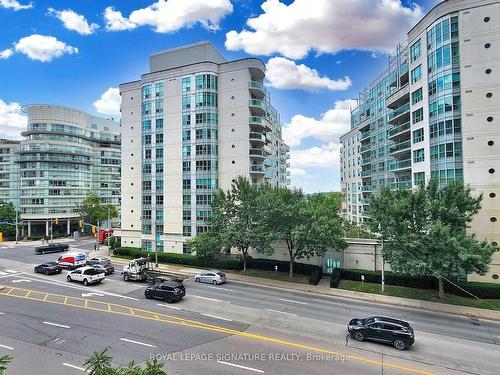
left=348, top=316, right=415, bottom=350
left=144, top=281, right=186, bottom=303
left=35, top=243, right=69, bottom=254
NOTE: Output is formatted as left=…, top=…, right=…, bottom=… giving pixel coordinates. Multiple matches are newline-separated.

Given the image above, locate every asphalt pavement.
left=1, top=240, right=500, bottom=374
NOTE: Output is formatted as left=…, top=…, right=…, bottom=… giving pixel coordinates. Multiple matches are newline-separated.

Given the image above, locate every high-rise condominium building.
left=18, top=105, right=121, bottom=237
left=0, top=139, right=20, bottom=209
left=340, top=0, right=500, bottom=283
left=117, top=41, right=290, bottom=253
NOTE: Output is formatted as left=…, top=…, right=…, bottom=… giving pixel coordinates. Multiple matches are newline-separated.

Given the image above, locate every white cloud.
left=289, top=167, right=311, bottom=178
left=13, top=34, right=78, bottom=62
left=104, top=0, right=233, bottom=33
left=104, top=6, right=137, bottom=31
left=0, top=48, right=13, bottom=59
left=0, top=0, right=32, bottom=11
left=266, top=57, right=351, bottom=91
left=225, top=0, right=422, bottom=59
left=291, top=142, right=342, bottom=170
left=283, top=99, right=357, bottom=147
left=93, top=87, right=121, bottom=118
left=0, top=99, right=27, bottom=139
left=48, top=8, right=99, bottom=35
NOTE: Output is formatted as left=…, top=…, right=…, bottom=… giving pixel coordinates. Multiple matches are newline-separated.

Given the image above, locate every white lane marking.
left=0, top=273, right=20, bottom=279
left=0, top=344, right=14, bottom=350
left=201, top=313, right=232, bottom=322
left=265, top=308, right=297, bottom=316
left=18, top=273, right=140, bottom=301
left=11, top=279, right=31, bottom=283
left=214, top=287, right=235, bottom=292
left=81, top=292, right=104, bottom=297
left=120, top=338, right=157, bottom=348
left=190, top=295, right=222, bottom=302
left=0, top=272, right=6, bottom=276
left=217, top=361, right=264, bottom=373
left=5, top=270, right=17, bottom=273
left=157, top=303, right=182, bottom=310
left=62, top=363, right=87, bottom=372
left=278, top=298, right=309, bottom=305
left=0, top=312, right=4, bottom=315
left=43, top=321, right=71, bottom=329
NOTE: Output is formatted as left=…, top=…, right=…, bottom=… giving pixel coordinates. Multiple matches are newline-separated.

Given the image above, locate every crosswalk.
left=0, top=269, right=18, bottom=276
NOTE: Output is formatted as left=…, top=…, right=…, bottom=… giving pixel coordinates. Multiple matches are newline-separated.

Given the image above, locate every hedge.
left=338, top=269, right=500, bottom=299
left=247, top=257, right=321, bottom=275
left=330, top=268, right=341, bottom=288
left=308, top=269, right=321, bottom=285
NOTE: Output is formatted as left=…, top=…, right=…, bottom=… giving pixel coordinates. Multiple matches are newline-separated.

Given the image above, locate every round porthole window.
left=490, top=192, right=497, bottom=198
left=131, top=182, right=134, bottom=186
left=131, top=166, right=134, bottom=170
left=484, top=17, right=490, bottom=22
left=491, top=217, right=497, bottom=222
left=232, top=144, right=235, bottom=148
left=485, top=68, right=492, bottom=74
left=231, top=78, right=235, bottom=82
left=485, top=43, right=491, bottom=49
left=488, top=140, right=494, bottom=146
left=231, top=128, right=235, bottom=132
left=131, top=210, right=134, bottom=213
left=487, top=116, right=494, bottom=122
left=493, top=274, right=499, bottom=280
left=231, top=113, right=235, bottom=117
left=492, top=242, right=498, bottom=247
left=231, top=95, right=235, bottom=100
left=489, top=168, right=495, bottom=174
left=232, top=160, right=235, bottom=164
left=486, top=92, right=493, bottom=98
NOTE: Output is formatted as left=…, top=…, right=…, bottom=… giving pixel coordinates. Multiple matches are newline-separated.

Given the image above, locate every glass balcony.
left=249, top=116, right=265, bottom=131
left=389, top=181, right=412, bottom=190
left=361, top=131, right=371, bottom=140
left=389, top=140, right=411, bottom=154
left=361, top=158, right=372, bottom=165
left=388, top=103, right=410, bottom=123
left=361, top=170, right=372, bottom=177
left=249, top=132, right=265, bottom=143
left=360, top=143, right=372, bottom=153
left=249, top=148, right=265, bottom=158
left=249, top=81, right=265, bottom=98
left=388, top=159, right=411, bottom=171
left=249, top=99, right=266, bottom=115
left=250, top=165, right=265, bottom=174
left=388, top=121, right=410, bottom=138
left=362, top=185, right=373, bottom=192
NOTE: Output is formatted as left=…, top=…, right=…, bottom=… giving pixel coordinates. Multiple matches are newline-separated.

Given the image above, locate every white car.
left=194, top=271, right=226, bottom=285
left=67, top=266, right=105, bottom=286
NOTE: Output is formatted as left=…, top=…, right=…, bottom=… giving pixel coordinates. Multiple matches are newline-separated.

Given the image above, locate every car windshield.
left=216, top=272, right=225, bottom=277
left=46, top=262, right=57, bottom=266
left=362, top=317, right=376, bottom=325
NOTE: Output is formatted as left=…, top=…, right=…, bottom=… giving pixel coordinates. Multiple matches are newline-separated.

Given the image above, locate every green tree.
left=84, top=349, right=167, bottom=375
left=0, top=201, right=16, bottom=239
left=369, top=180, right=496, bottom=298
left=261, top=188, right=347, bottom=277
left=187, top=232, right=222, bottom=261
left=81, top=194, right=118, bottom=226
left=0, top=355, right=12, bottom=375
left=210, top=176, right=274, bottom=271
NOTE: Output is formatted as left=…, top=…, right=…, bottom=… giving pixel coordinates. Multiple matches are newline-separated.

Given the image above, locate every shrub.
left=108, top=236, right=121, bottom=250
left=247, top=258, right=321, bottom=275
left=309, top=269, right=321, bottom=285
left=330, top=268, right=342, bottom=288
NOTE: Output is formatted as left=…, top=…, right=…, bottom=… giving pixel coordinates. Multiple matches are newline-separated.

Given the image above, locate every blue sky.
left=0, top=0, right=438, bottom=192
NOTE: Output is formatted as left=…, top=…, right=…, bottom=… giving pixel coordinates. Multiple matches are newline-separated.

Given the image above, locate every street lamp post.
left=15, top=209, right=18, bottom=244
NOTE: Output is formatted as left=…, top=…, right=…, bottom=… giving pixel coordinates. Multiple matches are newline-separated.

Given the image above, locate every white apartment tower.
left=340, top=0, right=500, bottom=283
left=117, top=42, right=290, bottom=253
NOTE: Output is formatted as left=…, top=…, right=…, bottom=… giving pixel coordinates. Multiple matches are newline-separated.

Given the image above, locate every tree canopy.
left=81, top=194, right=119, bottom=226
left=84, top=348, right=166, bottom=375
left=368, top=180, right=496, bottom=297
left=0, top=201, right=16, bottom=239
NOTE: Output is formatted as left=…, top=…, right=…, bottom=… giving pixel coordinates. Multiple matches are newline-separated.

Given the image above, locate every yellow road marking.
left=0, top=285, right=435, bottom=375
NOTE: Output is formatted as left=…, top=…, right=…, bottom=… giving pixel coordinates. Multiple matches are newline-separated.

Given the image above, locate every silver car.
left=194, top=271, right=226, bottom=285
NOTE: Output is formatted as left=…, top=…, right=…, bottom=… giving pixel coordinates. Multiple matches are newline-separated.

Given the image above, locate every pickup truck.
left=35, top=243, right=69, bottom=254
left=66, top=266, right=105, bottom=286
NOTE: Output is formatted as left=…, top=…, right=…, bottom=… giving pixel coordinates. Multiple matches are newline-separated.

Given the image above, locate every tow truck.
left=121, top=257, right=188, bottom=284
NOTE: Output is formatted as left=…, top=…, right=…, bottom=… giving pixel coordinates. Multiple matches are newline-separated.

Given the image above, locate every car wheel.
left=145, top=292, right=151, bottom=299
left=67, top=276, right=72, bottom=282
left=393, top=339, right=407, bottom=350
left=124, top=274, right=130, bottom=281
left=212, top=280, right=217, bottom=285
left=195, top=277, right=200, bottom=282
left=83, top=279, right=88, bottom=286
left=353, top=331, right=365, bottom=341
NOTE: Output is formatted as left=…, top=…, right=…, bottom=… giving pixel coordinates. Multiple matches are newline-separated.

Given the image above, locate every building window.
left=183, top=226, right=191, bottom=237
left=411, top=88, right=423, bottom=104
left=156, top=133, right=163, bottom=144
left=155, top=82, right=164, bottom=97
left=413, top=148, right=425, bottom=163
left=411, top=65, right=422, bottom=83
left=156, top=118, right=163, bottom=130
left=183, top=210, right=191, bottom=221
left=183, top=179, right=191, bottom=190
left=183, top=161, right=191, bottom=171
left=412, top=108, right=423, bottom=124
left=410, top=39, right=421, bottom=62
left=413, top=128, right=424, bottom=143
left=156, top=195, right=163, bottom=205
left=183, top=194, right=191, bottom=205
left=414, top=171, right=425, bottom=185
left=182, top=130, right=191, bottom=141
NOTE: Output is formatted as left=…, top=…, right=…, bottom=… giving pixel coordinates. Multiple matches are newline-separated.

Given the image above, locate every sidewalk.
left=108, top=255, right=500, bottom=321
left=1, top=236, right=94, bottom=246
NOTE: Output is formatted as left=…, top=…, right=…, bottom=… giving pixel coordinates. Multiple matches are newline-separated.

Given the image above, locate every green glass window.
left=413, top=128, right=424, bottom=143
left=413, top=148, right=425, bottom=163
left=410, top=39, right=421, bottom=62
left=411, top=88, right=423, bottom=104
left=414, top=172, right=425, bottom=186
left=411, top=65, right=422, bottom=83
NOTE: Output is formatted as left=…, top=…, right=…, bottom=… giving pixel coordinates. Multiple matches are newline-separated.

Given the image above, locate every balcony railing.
left=249, top=132, right=265, bottom=142
left=360, top=143, right=371, bottom=153
left=361, top=131, right=371, bottom=140
left=362, top=185, right=373, bottom=192
left=388, top=159, right=411, bottom=171
left=249, top=148, right=265, bottom=157
left=389, top=181, right=412, bottom=190
left=388, top=103, right=410, bottom=122
left=250, top=165, right=265, bottom=173
left=249, top=116, right=263, bottom=125
left=388, top=121, right=410, bottom=138
left=361, top=158, right=371, bottom=165
left=361, top=170, right=372, bottom=177
left=249, top=81, right=265, bottom=91
left=249, top=99, right=265, bottom=110
left=389, top=140, right=411, bottom=154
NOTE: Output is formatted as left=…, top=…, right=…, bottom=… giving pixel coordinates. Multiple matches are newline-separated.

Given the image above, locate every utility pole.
left=15, top=209, right=18, bottom=244
left=153, top=219, right=158, bottom=268
left=97, top=219, right=100, bottom=250
left=107, top=207, right=111, bottom=255
left=378, top=223, right=385, bottom=293
left=50, top=218, right=53, bottom=242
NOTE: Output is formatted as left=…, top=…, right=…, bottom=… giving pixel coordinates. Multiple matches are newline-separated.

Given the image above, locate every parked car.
left=57, top=252, right=87, bottom=270
left=35, top=243, right=69, bottom=254
left=194, top=271, right=226, bottom=285
left=92, top=264, right=114, bottom=275
left=34, top=262, right=62, bottom=275
left=348, top=316, right=415, bottom=350
left=144, top=281, right=186, bottom=303
left=86, top=256, right=111, bottom=266
left=67, top=266, right=105, bottom=286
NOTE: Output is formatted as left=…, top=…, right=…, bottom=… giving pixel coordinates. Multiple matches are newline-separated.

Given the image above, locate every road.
left=0, top=240, right=499, bottom=374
